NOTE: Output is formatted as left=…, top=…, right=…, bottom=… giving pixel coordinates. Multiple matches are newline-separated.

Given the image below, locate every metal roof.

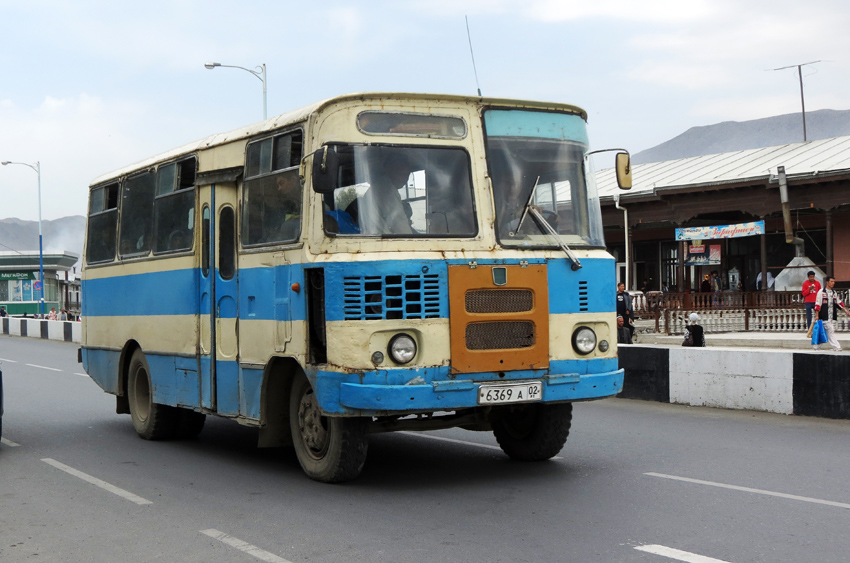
left=596, top=135, right=850, bottom=200
left=0, top=251, right=80, bottom=270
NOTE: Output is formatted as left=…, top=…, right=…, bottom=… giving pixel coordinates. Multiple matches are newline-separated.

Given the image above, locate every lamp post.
left=204, top=62, right=267, bottom=120
left=1, top=160, right=44, bottom=316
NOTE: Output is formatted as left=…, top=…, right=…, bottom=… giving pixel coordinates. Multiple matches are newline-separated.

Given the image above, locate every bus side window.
left=154, top=157, right=196, bottom=253
left=86, top=182, right=119, bottom=264
left=202, top=206, right=210, bottom=277
left=119, top=170, right=155, bottom=257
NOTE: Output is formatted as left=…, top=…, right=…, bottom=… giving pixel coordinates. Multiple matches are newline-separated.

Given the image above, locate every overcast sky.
left=1, top=0, right=847, bottom=221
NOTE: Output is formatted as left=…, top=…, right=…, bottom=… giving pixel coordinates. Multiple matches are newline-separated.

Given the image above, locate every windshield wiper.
left=512, top=176, right=582, bottom=271
left=528, top=207, right=582, bottom=271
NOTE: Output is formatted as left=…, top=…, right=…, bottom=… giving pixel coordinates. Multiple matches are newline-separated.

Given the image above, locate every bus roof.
left=89, top=92, right=588, bottom=187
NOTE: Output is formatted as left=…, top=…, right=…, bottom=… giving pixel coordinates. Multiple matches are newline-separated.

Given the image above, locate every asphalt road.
left=1, top=336, right=849, bottom=563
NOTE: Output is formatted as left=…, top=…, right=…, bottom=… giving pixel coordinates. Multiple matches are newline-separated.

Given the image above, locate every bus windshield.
left=484, top=109, right=605, bottom=248
left=323, top=144, right=477, bottom=237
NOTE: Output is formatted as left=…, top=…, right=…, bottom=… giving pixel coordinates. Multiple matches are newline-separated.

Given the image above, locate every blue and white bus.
left=82, top=93, right=632, bottom=482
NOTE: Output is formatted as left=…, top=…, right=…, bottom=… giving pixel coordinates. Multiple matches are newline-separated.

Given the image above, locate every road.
left=1, top=336, right=849, bottom=563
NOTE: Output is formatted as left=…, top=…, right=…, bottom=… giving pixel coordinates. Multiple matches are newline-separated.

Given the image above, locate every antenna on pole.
left=771, top=60, right=821, bottom=142
left=465, top=15, right=482, bottom=97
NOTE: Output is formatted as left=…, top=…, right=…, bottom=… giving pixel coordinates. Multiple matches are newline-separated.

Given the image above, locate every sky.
left=1, top=0, right=848, bottom=221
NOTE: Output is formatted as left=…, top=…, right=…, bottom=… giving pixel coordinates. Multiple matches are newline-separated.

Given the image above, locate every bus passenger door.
left=198, top=183, right=240, bottom=415
left=213, top=190, right=240, bottom=416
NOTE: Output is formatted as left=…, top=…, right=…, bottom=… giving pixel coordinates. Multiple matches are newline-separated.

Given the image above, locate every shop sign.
left=685, top=244, right=721, bottom=266
left=0, top=271, right=36, bottom=280
left=676, top=220, right=765, bottom=241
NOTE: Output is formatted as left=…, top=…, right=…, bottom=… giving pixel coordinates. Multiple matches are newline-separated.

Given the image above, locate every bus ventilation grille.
left=578, top=281, right=589, bottom=312
left=465, top=321, right=535, bottom=350
left=343, top=274, right=443, bottom=320
left=465, top=289, right=533, bottom=313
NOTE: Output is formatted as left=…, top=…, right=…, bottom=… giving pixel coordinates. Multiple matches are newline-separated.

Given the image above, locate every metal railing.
left=630, top=290, right=850, bottom=334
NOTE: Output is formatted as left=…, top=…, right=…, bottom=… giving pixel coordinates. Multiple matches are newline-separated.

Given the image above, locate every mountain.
left=633, top=109, right=850, bottom=164
left=0, top=216, right=86, bottom=264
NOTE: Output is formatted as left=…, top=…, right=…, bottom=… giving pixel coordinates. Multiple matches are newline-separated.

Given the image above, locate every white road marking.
left=1, top=438, right=20, bottom=447
left=41, top=458, right=153, bottom=505
left=26, top=363, right=62, bottom=372
left=201, top=529, right=294, bottom=563
left=0, top=357, right=18, bottom=362
left=398, top=431, right=563, bottom=460
left=646, top=472, right=850, bottom=510
left=75, top=373, right=89, bottom=377
left=635, top=544, right=732, bottom=562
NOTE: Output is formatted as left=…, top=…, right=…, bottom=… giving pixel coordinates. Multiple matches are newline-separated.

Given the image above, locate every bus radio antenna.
left=465, top=15, right=483, bottom=97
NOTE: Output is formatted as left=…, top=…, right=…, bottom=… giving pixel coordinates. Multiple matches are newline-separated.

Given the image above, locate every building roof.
left=596, top=135, right=850, bottom=201
left=0, top=251, right=80, bottom=271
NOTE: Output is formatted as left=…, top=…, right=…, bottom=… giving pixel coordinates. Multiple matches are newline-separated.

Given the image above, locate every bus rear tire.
left=289, top=375, right=368, bottom=483
left=491, top=402, right=572, bottom=461
left=127, top=349, right=177, bottom=440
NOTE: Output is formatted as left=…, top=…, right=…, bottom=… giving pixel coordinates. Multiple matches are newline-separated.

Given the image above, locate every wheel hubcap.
left=297, top=389, right=329, bottom=458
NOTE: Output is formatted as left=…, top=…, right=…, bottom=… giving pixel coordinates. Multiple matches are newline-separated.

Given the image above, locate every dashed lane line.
left=398, top=431, right=564, bottom=460
left=0, top=357, right=18, bottom=362
left=75, top=373, right=89, bottom=377
left=1, top=438, right=20, bottom=447
left=41, top=458, right=153, bottom=505
left=201, top=529, right=294, bottom=563
left=646, top=472, right=850, bottom=510
left=26, top=364, right=62, bottom=372
left=635, top=544, right=733, bottom=562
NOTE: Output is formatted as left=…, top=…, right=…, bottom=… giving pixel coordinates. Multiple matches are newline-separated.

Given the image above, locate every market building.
left=0, top=251, right=80, bottom=317
left=596, top=135, right=850, bottom=293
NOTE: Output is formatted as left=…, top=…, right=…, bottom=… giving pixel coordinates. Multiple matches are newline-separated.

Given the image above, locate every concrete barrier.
left=1, top=317, right=81, bottom=343
left=619, top=345, right=850, bottom=419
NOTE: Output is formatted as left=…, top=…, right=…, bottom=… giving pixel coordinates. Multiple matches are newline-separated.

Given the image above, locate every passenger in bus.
left=361, top=154, right=415, bottom=235
left=324, top=199, right=360, bottom=234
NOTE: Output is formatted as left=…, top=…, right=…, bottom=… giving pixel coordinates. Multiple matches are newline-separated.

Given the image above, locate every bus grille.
left=465, top=321, right=535, bottom=350
left=578, top=280, right=589, bottom=312
left=343, top=274, right=443, bottom=320
left=465, top=289, right=533, bottom=313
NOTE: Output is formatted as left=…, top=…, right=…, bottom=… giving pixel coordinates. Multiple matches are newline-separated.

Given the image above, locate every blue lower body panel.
left=310, top=358, right=623, bottom=415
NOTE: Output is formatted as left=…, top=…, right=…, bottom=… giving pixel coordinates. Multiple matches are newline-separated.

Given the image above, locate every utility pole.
left=772, top=61, right=821, bottom=142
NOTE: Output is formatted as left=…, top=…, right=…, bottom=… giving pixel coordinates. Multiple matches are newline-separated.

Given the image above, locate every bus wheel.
left=127, top=349, right=177, bottom=440
left=491, top=402, right=572, bottom=461
left=289, top=375, right=368, bottom=483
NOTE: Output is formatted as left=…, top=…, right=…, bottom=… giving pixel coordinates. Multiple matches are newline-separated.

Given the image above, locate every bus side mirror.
left=311, top=146, right=339, bottom=194
left=615, top=151, right=632, bottom=190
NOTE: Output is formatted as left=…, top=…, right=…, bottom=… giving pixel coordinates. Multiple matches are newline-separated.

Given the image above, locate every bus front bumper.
left=335, top=368, right=623, bottom=413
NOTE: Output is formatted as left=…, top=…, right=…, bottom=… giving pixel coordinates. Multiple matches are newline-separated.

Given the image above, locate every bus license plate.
left=478, top=382, right=543, bottom=405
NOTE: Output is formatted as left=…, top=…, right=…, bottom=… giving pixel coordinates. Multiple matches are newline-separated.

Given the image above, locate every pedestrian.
left=60, top=309, right=67, bottom=321
left=0, top=306, right=6, bottom=317
left=813, top=276, right=848, bottom=352
left=48, top=307, right=58, bottom=321
left=700, top=274, right=711, bottom=292
left=710, top=270, right=721, bottom=306
left=616, top=282, right=635, bottom=339
left=682, top=312, right=706, bottom=347
left=639, top=279, right=650, bottom=293
left=802, top=271, right=821, bottom=329
left=616, top=315, right=632, bottom=344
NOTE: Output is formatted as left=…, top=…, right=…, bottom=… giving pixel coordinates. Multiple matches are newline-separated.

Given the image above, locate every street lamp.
left=1, top=160, right=44, bottom=316
left=204, top=61, right=267, bottom=120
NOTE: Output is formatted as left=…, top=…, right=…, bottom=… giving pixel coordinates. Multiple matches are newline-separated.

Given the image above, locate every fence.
left=630, top=290, right=850, bottom=335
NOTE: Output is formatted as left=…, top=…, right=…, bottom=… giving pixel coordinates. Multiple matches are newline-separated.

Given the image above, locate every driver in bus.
left=361, top=153, right=415, bottom=235
left=264, top=171, right=301, bottom=241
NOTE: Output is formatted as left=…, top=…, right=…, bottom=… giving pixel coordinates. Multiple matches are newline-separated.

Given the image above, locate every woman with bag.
left=812, top=276, right=848, bottom=351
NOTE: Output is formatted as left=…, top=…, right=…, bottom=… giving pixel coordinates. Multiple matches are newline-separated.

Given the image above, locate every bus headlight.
left=598, top=340, right=610, bottom=353
left=572, top=327, right=597, bottom=355
left=388, top=334, right=417, bottom=364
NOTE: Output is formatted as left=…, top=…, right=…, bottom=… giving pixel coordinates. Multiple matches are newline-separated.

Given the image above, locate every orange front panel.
left=448, top=264, right=549, bottom=374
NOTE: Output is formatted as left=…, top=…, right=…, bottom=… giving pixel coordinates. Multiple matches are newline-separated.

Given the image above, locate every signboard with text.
left=685, top=244, right=721, bottom=266
left=675, top=221, right=765, bottom=241
left=0, top=271, right=36, bottom=281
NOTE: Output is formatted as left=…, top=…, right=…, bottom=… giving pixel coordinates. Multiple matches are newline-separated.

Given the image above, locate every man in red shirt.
left=802, top=271, right=821, bottom=328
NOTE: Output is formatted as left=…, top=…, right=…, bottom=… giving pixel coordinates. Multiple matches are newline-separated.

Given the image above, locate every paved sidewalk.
left=634, top=330, right=850, bottom=351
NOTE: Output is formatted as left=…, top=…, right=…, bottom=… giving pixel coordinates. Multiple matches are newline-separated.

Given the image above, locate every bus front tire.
left=491, top=402, right=572, bottom=461
left=127, top=349, right=177, bottom=440
left=289, top=375, right=368, bottom=483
